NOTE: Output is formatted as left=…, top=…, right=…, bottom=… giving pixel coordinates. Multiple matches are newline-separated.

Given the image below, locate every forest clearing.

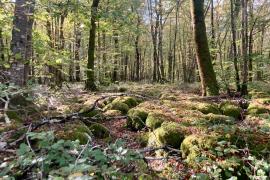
left=1, top=0, right=270, bottom=179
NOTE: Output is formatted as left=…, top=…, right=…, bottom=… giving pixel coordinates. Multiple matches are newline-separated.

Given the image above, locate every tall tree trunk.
left=112, top=32, right=119, bottom=82
left=85, top=0, right=99, bottom=90
left=248, top=0, right=254, bottom=82
left=135, top=12, right=141, bottom=81
left=10, top=0, right=35, bottom=86
left=0, top=28, right=4, bottom=62
left=241, top=0, right=248, bottom=95
left=75, top=23, right=81, bottom=82
left=230, top=0, right=241, bottom=92
left=190, top=0, right=219, bottom=96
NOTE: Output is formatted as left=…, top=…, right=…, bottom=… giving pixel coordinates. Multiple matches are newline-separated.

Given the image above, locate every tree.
left=190, top=0, right=219, bottom=96
left=10, top=0, right=35, bottom=86
left=241, top=0, right=248, bottom=95
left=85, top=0, right=100, bottom=90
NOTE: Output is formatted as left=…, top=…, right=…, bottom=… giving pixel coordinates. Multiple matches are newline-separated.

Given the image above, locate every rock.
left=219, top=101, right=241, bottom=119
left=148, top=122, right=185, bottom=148
left=55, top=122, right=91, bottom=144
left=126, top=108, right=148, bottom=131
left=89, top=123, right=110, bottom=139
left=145, top=112, right=165, bottom=129
left=196, top=103, right=220, bottom=115
left=112, top=96, right=138, bottom=108
left=247, top=104, right=269, bottom=115
left=104, top=101, right=130, bottom=114
left=104, top=110, right=122, bottom=116
left=180, top=134, right=216, bottom=166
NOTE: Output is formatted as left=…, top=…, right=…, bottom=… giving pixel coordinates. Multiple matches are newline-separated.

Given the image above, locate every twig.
left=75, top=137, right=91, bottom=166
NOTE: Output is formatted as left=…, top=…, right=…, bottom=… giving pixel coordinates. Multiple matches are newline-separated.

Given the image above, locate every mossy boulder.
left=181, top=135, right=217, bottom=166
left=148, top=122, right=185, bottom=148
left=137, top=132, right=149, bottom=147
left=104, top=101, right=130, bottom=114
left=257, top=98, right=270, bottom=105
left=112, top=96, right=138, bottom=108
left=145, top=112, right=165, bottom=129
left=80, top=109, right=103, bottom=118
left=56, top=122, right=91, bottom=144
left=219, top=102, right=241, bottom=119
left=204, top=113, right=235, bottom=125
left=160, top=93, right=177, bottom=101
left=104, top=110, right=122, bottom=116
left=89, top=123, right=110, bottom=139
left=126, top=108, right=148, bottom=130
left=247, top=104, right=269, bottom=115
left=196, top=103, right=220, bottom=115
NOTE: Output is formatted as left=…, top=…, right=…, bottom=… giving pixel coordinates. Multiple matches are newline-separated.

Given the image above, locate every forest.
left=0, top=0, right=270, bottom=179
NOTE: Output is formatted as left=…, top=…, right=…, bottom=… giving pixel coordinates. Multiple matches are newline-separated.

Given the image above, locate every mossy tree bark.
left=85, top=0, right=100, bottom=90
left=190, top=0, right=219, bottom=96
left=10, top=0, right=35, bottom=86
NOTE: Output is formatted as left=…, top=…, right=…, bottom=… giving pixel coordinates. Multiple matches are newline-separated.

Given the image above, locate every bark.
left=190, top=0, right=219, bottom=96
left=135, top=13, right=141, bottom=81
left=86, top=0, right=99, bottom=90
left=10, top=0, right=35, bottom=86
left=241, top=0, right=248, bottom=96
left=75, top=23, right=81, bottom=81
left=0, top=28, right=4, bottom=62
left=230, top=0, right=241, bottom=92
left=112, top=32, right=119, bottom=82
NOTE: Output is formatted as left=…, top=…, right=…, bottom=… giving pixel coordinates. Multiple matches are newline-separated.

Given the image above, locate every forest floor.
left=1, top=82, right=270, bottom=179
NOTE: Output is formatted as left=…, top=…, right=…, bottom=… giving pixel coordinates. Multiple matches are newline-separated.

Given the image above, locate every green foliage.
left=0, top=132, right=144, bottom=179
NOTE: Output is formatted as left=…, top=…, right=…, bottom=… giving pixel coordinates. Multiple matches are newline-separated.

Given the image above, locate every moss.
left=56, top=122, right=91, bottom=144
left=247, top=104, right=269, bottom=115
left=257, top=98, right=270, bottom=105
left=81, top=109, right=103, bottom=118
left=145, top=112, right=166, bottom=129
left=137, top=132, right=149, bottom=147
left=148, top=122, right=185, bottom=148
left=104, top=101, right=130, bottom=114
left=160, top=93, right=177, bottom=101
left=180, top=135, right=216, bottom=166
left=6, top=111, right=23, bottom=123
left=196, top=103, right=220, bottom=115
left=204, top=113, right=235, bottom=125
left=89, top=123, right=110, bottom=139
left=112, top=96, right=138, bottom=108
left=219, top=102, right=241, bottom=119
left=104, top=110, right=122, bottom=116
left=126, top=108, right=148, bottom=130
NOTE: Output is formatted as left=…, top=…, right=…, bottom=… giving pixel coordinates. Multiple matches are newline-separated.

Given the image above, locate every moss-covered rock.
left=137, top=132, right=149, bottom=147
left=126, top=108, right=148, bottom=130
left=148, top=122, right=185, bottom=148
left=104, top=110, right=122, bottom=116
left=160, top=93, right=177, bottom=101
left=145, top=112, right=165, bottom=129
left=247, top=104, right=269, bottom=115
left=219, top=102, right=241, bottom=119
left=80, top=109, right=103, bottom=118
left=112, top=96, right=138, bottom=108
left=56, top=122, right=91, bottom=144
left=257, top=98, right=270, bottom=105
left=204, top=113, right=235, bottom=125
left=104, top=101, right=130, bottom=114
left=89, top=123, right=110, bottom=139
left=181, top=135, right=216, bottom=166
left=196, top=103, right=220, bottom=115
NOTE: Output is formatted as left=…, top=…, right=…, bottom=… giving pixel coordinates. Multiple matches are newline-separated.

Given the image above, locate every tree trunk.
left=230, top=0, right=241, bottom=92
left=10, top=0, right=35, bottom=86
left=75, top=23, right=81, bottom=81
left=85, top=0, right=99, bottom=90
left=241, top=0, right=248, bottom=95
left=190, top=0, right=219, bottom=96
